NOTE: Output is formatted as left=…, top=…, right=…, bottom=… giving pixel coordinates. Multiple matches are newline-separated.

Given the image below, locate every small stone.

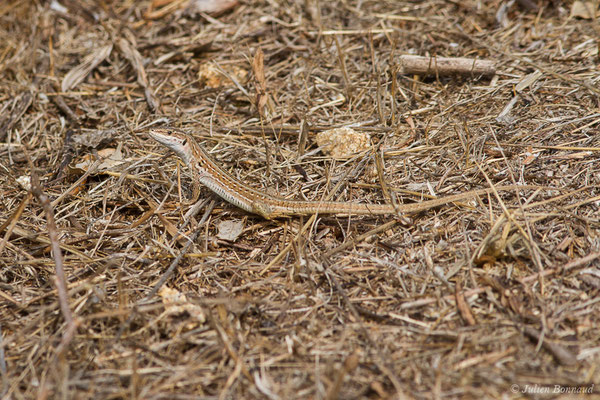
left=315, top=127, right=370, bottom=159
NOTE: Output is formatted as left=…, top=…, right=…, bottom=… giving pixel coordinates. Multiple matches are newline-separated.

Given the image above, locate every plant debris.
left=1, top=1, right=599, bottom=398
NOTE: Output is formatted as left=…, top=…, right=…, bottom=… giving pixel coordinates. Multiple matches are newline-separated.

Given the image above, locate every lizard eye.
left=167, top=130, right=172, bottom=135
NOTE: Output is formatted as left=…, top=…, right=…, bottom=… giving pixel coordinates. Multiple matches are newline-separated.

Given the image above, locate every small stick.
left=398, top=55, right=496, bottom=77
left=521, top=326, right=577, bottom=366
left=25, top=151, right=73, bottom=326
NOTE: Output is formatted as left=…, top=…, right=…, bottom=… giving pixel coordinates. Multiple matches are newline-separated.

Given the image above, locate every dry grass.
left=1, top=0, right=599, bottom=398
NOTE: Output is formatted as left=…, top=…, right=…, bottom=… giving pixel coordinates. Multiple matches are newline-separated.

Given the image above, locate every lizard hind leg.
left=251, top=201, right=280, bottom=219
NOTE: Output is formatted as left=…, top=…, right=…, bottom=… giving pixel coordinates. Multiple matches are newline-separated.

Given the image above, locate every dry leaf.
left=117, top=38, right=159, bottom=111
left=570, top=1, right=599, bottom=19
left=253, top=48, right=266, bottom=94
left=71, top=129, right=117, bottom=149
left=49, top=0, right=68, bottom=13
left=522, top=146, right=537, bottom=165
left=252, top=47, right=271, bottom=117
left=217, top=220, right=244, bottom=242
left=197, top=63, right=247, bottom=88
left=61, top=44, right=113, bottom=92
left=455, top=280, right=476, bottom=326
left=117, top=38, right=147, bottom=87
left=71, top=145, right=131, bottom=174
left=186, top=0, right=238, bottom=16
left=145, top=0, right=187, bottom=19
left=151, top=0, right=174, bottom=6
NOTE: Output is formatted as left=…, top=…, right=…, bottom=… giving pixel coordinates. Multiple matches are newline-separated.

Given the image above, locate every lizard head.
left=147, top=127, right=194, bottom=165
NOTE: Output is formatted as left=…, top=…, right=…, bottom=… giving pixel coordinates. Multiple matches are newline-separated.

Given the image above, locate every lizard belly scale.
left=198, top=173, right=256, bottom=213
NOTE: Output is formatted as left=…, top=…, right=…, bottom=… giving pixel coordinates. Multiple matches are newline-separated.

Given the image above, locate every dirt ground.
left=1, top=0, right=599, bottom=399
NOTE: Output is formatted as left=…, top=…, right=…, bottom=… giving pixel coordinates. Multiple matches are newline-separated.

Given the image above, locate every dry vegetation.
left=1, top=0, right=600, bottom=398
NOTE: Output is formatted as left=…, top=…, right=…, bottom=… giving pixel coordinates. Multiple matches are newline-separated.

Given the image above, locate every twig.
left=117, top=38, right=160, bottom=111
left=0, top=92, right=32, bottom=142
left=324, top=220, right=397, bottom=258
left=521, top=326, right=577, bottom=366
left=260, top=156, right=369, bottom=274
left=455, top=279, right=476, bottom=326
left=398, top=55, right=496, bottom=77
left=520, top=251, right=600, bottom=284
left=27, top=157, right=73, bottom=324
left=334, top=35, right=353, bottom=100
left=0, top=324, right=6, bottom=397
left=0, top=193, right=31, bottom=255
left=324, top=268, right=407, bottom=398
left=140, top=200, right=215, bottom=303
